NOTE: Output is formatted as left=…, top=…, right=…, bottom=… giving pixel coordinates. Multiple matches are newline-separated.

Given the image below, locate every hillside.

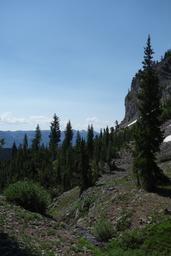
left=0, top=112, right=171, bottom=255
left=0, top=151, right=171, bottom=255
left=0, top=115, right=171, bottom=255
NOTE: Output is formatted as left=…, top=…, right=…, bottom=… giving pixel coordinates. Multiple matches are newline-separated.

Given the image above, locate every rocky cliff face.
left=122, top=55, right=171, bottom=125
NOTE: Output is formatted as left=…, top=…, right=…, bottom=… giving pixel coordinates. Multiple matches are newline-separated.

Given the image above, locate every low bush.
left=116, top=211, right=132, bottom=231
left=78, top=195, right=96, bottom=216
left=119, top=229, right=145, bottom=250
left=4, top=181, right=51, bottom=214
left=94, top=218, right=114, bottom=242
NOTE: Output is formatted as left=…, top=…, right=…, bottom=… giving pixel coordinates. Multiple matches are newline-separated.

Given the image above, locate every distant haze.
left=0, top=130, right=98, bottom=148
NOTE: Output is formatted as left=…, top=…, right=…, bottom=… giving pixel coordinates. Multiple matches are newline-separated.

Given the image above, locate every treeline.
left=0, top=115, right=134, bottom=195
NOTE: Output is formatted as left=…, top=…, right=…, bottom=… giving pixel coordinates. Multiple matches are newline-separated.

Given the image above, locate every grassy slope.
left=49, top=160, right=171, bottom=256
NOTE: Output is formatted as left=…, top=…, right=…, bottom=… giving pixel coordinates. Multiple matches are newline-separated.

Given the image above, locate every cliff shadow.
left=155, top=186, right=171, bottom=198
left=0, top=232, right=37, bottom=256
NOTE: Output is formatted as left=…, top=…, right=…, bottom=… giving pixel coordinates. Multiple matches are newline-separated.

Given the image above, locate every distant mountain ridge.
left=0, top=130, right=97, bottom=148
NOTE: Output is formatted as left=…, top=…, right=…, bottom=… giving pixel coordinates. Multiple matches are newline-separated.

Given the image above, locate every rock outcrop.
left=122, top=55, right=171, bottom=125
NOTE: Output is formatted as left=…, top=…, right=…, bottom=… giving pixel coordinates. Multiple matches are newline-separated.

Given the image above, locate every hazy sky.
left=0, top=0, right=171, bottom=131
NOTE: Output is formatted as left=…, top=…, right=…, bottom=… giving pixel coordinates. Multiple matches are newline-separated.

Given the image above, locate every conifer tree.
left=32, top=124, right=41, bottom=151
left=74, top=131, right=82, bottom=175
left=61, top=121, right=73, bottom=190
left=75, top=131, right=81, bottom=147
left=133, top=36, right=166, bottom=191
left=12, top=141, right=17, bottom=157
left=62, top=121, right=73, bottom=150
left=52, top=153, right=62, bottom=185
left=0, top=138, right=4, bottom=148
left=80, top=139, right=90, bottom=194
left=49, top=114, right=61, bottom=160
left=99, top=129, right=103, bottom=139
left=104, top=126, right=110, bottom=147
left=94, top=135, right=101, bottom=163
left=23, top=134, right=28, bottom=152
left=115, top=120, right=119, bottom=131
left=87, top=125, right=94, bottom=159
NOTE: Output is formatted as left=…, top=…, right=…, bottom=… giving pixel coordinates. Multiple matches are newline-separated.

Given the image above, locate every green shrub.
left=94, top=218, right=114, bottom=242
left=119, top=230, right=145, bottom=249
left=78, top=195, right=95, bottom=215
left=116, top=211, right=132, bottom=231
left=4, top=181, right=51, bottom=214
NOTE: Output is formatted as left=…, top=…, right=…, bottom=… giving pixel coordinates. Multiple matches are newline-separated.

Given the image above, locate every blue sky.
left=0, top=0, right=171, bottom=131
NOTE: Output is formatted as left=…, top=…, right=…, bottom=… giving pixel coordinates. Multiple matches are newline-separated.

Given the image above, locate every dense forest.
left=0, top=115, right=134, bottom=195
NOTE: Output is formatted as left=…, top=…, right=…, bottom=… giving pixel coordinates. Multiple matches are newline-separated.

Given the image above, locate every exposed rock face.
left=159, top=119, right=171, bottom=161
left=122, top=55, right=171, bottom=125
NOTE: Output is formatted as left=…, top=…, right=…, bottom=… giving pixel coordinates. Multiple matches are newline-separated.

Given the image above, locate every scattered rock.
left=75, top=226, right=101, bottom=246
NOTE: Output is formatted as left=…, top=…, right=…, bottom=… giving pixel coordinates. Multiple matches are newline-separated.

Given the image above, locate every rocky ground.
left=1, top=167, right=171, bottom=255
left=0, top=196, right=88, bottom=256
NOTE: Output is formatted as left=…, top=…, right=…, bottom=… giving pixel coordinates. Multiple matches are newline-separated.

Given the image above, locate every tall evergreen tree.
left=0, top=138, right=4, bottom=148
left=12, top=141, right=17, bottom=157
left=75, top=131, right=81, bottom=147
left=61, top=121, right=73, bottom=190
left=80, top=139, right=90, bottom=194
left=49, top=114, right=61, bottom=160
left=87, top=125, right=94, bottom=159
left=115, top=120, right=119, bottom=131
left=104, top=126, right=110, bottom=147
left=133, top=36, right=166, bottom=191
left=23, top=134, right=28, bottom=152
left=32, top=124, right=41, bottom=151
left=74, top=131, right=82, bottom=175
left=62, top=121, right=73, bottom=150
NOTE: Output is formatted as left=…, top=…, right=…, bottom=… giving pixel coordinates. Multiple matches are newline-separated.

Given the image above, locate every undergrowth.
left=77, top=217, right=171, bottom=256
left=4, top=181, right=51, bottom=214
